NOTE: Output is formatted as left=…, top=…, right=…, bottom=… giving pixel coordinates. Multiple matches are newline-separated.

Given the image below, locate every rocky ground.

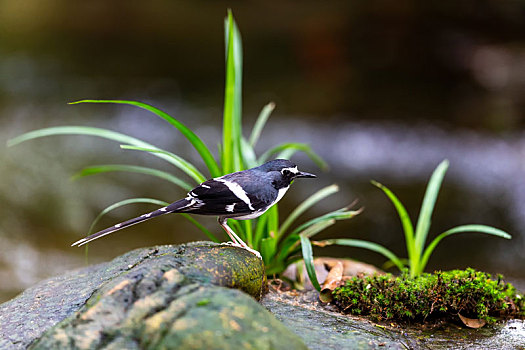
left=0, top=242, right=523, bottom=349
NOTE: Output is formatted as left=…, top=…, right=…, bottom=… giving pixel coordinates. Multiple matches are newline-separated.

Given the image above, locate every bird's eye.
left=282, top=169, right=291, bottom=176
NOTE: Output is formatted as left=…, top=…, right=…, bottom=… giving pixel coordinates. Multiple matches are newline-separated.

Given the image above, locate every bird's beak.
left=296, top=171, right=316, bottom=178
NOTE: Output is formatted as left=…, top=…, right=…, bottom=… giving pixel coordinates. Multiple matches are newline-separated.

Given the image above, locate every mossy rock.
left=332, top=268, right=525, bottom=324
left=0, top=242, right=305, bottom=350
left=176, top=243, right=267, bottom=298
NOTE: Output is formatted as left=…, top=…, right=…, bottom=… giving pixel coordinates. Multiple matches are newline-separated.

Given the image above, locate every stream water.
left=1, top=105, right=524, bottom=302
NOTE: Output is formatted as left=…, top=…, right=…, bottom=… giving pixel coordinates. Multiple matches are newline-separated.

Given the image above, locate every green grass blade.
left=267, top=205, right=279, bottom=237
left=279, top=184, right=339, bottom=237
left=259, top=142, right=328, bottom=171
left=8, top=126, right=147, bottom=148
left=276, top=220, right=336, bottom=264
left=222, top=12, right=234, bottom=174
left=300, top=235, right=321, bottom=292
left=243, top=220, right=253, bottom=247
left=299, top=219, right=335, bottom=238
left=315, top=239, right=405, bottom=271
left=120, top=145, right=206, bottom=183
left=371, top=180, right=416, bottom=273
left=87, top=198, right=170, bottom=234
left=414, top=159, right=449, bottom=255
left=253, top=212, right=269, bottom=250
left=252, top=206, right=280, bottom=262
left=179, top=214, right=220, bottom=243
left=419, top=225, right=512, bottom=274
left=249, top=102, right=275, bottom=147
left=7, top=126, right=200, bottom=177
left=231, top=15, right=243, bottom=172
left=260, top=237, right=277, bottom=265
left=275, top=234, right=301, bottom=264
left=289, top=207, right=363, bottom=236
left=69, top=100, right=221, bottom=177
left=222, top=11, right=244, bottom=174
left=265, top=261, right=289, bottom=276
left=240, top=137, right=258, bottom=169
left=72, top=164, right=192, bottom=191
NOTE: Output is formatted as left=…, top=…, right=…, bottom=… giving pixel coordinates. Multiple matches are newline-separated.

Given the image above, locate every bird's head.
left=258, top=159, right=316, bottom=183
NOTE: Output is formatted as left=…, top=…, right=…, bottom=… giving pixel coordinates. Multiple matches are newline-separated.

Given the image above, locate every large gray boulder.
left=0, top=242, right=306, bottom=350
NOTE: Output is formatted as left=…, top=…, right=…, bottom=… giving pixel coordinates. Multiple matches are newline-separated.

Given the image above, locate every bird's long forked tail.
left=71, top=199, right=188, bottom=247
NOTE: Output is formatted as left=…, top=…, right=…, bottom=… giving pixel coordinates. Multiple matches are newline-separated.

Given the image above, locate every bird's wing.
left=182, top=177, right=274, bottom=216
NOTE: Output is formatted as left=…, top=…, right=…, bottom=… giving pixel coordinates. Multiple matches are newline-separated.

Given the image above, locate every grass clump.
left=7, top=11, right=360, bottom=276
left=302, top=160, right=511, bottom=287
left=333, top=268, right=524, bottom=324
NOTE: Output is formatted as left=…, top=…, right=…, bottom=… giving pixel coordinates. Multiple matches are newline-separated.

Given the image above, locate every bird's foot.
left=220, top=241, right=262, bottom=260
left=243, top=245, right=262, bottom=260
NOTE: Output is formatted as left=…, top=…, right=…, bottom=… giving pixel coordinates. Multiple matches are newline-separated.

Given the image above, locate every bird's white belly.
left=274, top=186, right=290, bottom=204
left=231, top=186, right=290, bottom=220
left=232, top=210, right=268, bottom=220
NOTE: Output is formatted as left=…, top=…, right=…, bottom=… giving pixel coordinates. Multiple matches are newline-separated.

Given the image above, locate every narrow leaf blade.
left=290, top=206, right=363, bottom=236
left=279, top=184, right=339, bottom=237
left=372, top=180, right=416, bottom=272
left=222, top=11, right=244, bottom=174
left=179, top=214, right=220, bottom=243
left=300, top=235, right=322, bottom=292
left=69, top=100, right=221, bottom=177
left=315, top=238, right=405, bottom=271
left=72, top=164, right=192, bottom=191
left=249, top=102, right=275, bottom=147
left=419, top=224, right=511, bottom=274
left=259, top=142, right=328, bottom=171
left=120, top=145, right=206, bottom=183
left=414, top=159, right=449, bottom=254
left=8, top=126, right=200, bottom=179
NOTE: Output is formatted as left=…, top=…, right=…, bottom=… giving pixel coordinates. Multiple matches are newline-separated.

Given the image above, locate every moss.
left=333, top=268, right=524, bottom=324
left=196, top=298, right=211, bottom=306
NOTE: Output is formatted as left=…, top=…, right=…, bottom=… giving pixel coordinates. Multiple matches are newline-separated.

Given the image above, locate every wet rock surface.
left=2, top=241, right=523, bottom=349
left=262, top=287, right=525, bottom=349
left=0, top=242, right=305, bottom=350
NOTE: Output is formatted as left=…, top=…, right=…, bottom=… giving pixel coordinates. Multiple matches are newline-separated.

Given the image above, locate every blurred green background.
left=1, top=1, right=524, bottom=302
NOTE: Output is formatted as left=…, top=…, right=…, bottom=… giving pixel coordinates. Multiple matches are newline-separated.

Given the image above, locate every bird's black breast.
left=220, top=171, right=280, bottom=204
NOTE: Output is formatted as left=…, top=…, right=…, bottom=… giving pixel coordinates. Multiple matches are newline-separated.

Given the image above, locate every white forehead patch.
left=281, top=166, right=298, bottom=174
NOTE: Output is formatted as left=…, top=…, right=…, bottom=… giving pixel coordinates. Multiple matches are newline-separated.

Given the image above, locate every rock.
left=262, top=289, right=412, bottom=349
left=0, top=242, right=306, bottom=350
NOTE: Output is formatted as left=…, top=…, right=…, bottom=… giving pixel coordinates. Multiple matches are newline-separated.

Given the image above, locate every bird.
left=71, top=159, right=316, bottom=258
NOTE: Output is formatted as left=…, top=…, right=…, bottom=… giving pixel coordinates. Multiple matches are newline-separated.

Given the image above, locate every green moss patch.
left=333, top=268, right=524, bottom=324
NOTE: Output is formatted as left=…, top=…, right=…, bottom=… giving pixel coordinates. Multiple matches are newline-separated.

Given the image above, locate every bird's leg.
left=218, top=217, right=246, bottom=247
left=218, top=217, right=261, bottom=259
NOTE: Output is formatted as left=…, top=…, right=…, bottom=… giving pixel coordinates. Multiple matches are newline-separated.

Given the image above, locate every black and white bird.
left=71, top=159, right=316, bottom=258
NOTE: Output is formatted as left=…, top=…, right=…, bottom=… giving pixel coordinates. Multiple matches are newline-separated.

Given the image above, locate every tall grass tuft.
left=8, top=10, right=360, bottom=275
left=301, top=159, right=512, bottom=291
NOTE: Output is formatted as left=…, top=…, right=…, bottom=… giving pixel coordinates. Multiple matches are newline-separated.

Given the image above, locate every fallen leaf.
left=319, top=261, right=343, bottom=303
left=458, top=313, right=487, bottom=328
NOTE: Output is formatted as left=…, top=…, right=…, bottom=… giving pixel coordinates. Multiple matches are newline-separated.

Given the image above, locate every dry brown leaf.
left=282, top=257, right=384, bottom=291
left=319, top=261, right=343, bottom=303
left=458, top=313, right=487, bottom=328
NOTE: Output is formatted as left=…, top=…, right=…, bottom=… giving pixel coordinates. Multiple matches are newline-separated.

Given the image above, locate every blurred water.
left=1, top=104, right=524, bottom=302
